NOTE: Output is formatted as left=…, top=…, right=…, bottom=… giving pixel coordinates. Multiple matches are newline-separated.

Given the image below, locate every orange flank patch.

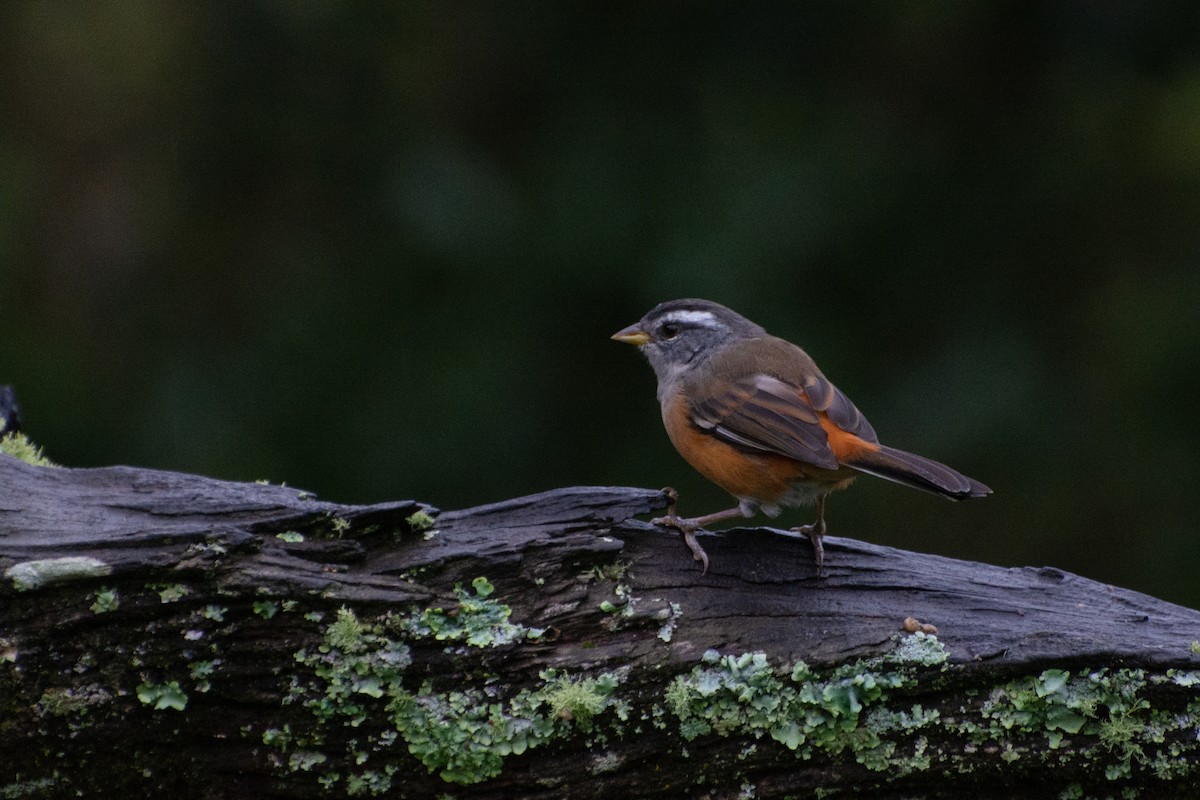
left=817, top=412, right=880, bottom=463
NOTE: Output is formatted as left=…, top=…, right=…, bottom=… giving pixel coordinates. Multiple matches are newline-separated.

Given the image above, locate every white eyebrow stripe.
left=664, top=310, right=719, bottom=326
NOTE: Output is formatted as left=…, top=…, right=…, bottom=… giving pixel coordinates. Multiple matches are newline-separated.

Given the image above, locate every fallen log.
left=2, top=452, right=1199, bottom=798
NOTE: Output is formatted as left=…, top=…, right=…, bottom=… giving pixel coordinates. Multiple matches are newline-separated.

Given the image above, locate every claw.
left=792, top=521, right=825, bottom=576
left=650, top=490, right=744, bottom=575
left=789, top=494, right=828, bottom=576
left=681, top=528, right=710, bottom=575
left=651, top=513, right=710, bottom=576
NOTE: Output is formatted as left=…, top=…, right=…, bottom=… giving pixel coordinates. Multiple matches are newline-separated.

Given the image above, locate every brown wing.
left=799, top=371, right=879, bottom=444
left=686, top=336, right=878, bottom=469
left=688, top=371, right=840, bottom=469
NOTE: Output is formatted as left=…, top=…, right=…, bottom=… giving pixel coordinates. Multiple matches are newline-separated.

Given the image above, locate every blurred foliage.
left=2, top=3, right=1199, bottom=607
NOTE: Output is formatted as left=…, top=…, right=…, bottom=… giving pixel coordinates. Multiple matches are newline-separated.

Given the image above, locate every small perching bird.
left=612, top=298, right=990, bottom=574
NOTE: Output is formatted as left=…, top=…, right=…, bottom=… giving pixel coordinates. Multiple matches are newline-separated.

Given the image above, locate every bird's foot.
left=790, top=519, right=826, bottom=576
left=651, top=512, right=710, bottom=575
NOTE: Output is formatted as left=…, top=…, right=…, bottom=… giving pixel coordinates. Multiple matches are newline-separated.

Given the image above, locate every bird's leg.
left=791, top=494, right=828, bottom=574
left=651, top=489, right=745, bottom=575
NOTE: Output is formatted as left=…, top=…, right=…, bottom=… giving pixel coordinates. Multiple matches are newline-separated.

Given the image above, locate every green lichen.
left=345, top=766, right=397, bottom=796
left=190, top=660, right=217, bottom=692
left=663, top=642, right=938, bottom=770
left=201, top=604, right=227, bottom=622
left=276, top=531, right=305, bottom=543
left=253, top=600, right=280, bottom=619
left=136, top=680, right=188, bottom=711
left=90, top=587, right=119, bottom=614
left=598, top=581, right=638, bottom=624
left=36, top=685, right=113, bottom=717
left=656, top=601, right=683, bottom=643
left=289, top=750, right=328, bottom=772
left=889, top=630, right=949, bottom=666
left=293, top=607, right=412, bottom=727
left=661, top=638, right=1200, bottom=788
left=285, top=591, right=624, bottom=788
left=278, top=588, right=1200, bottom=793
left=151, top=583, right=189, bottom=603
left=585, top=560, right=631, bottom=583
left=0, top=774, right=61, bottom=799
left=399, top=580, right=539, bottom=647
left=954, top=666, right=1200, bottom=786
left=390, top=669, right=624, bottom=783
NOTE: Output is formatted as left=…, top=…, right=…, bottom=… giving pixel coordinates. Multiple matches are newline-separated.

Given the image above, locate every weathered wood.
left=2, top=452, right=1199, bottom=799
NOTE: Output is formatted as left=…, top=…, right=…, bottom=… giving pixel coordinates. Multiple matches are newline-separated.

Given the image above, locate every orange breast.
left=662, top=393, right=801, bottom=501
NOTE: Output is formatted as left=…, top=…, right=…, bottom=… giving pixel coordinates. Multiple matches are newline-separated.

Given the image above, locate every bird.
left=611, top=298, right=990, bottom=574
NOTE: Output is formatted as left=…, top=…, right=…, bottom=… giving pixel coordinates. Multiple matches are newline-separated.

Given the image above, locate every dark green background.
left=3, top=4, right=1198, bottom=607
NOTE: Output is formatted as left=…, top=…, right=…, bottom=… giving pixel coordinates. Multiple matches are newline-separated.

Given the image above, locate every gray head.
left=611, top=298, right=767, bottom=386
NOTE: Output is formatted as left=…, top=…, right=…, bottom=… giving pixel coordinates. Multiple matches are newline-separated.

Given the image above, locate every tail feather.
left=845, top=445, right=991, bottom=500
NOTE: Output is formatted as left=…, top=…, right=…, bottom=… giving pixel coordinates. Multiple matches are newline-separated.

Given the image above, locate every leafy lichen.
left=276, top=590, right=1200, bottom=794
left=398, top=580, right=540, bottom=647
left=149, top=583, right=190, bottom=604
left=283, top=584, right=623, bottom=788
left=663, top=637, right=944, bottom=770
left=388, top=668, right=625, bottom=784
left=253, top=600, right=280, bottom=619
left=661, top=635, right=1200, bottom=789
left=136, top=681, right=188, bottom=711
left=90, top=587, right=119, bottom=614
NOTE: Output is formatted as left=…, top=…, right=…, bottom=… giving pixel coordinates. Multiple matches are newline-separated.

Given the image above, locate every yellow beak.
left=611, top=324, right=650, bottom=346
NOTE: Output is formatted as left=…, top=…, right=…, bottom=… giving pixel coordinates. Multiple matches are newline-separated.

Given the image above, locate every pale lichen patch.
left=6, top=557, right=111, bottom=592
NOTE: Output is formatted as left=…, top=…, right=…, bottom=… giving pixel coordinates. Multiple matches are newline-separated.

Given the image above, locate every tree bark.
left=2, top=453, right=1199, bottom=799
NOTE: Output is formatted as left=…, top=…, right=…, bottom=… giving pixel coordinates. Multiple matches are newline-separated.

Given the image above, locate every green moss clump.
left=405, top=510, right=437, bottom=532
left=0, top=430, right=56, bottom=467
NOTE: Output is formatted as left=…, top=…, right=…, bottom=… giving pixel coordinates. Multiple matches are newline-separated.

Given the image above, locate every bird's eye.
left=659, top=321, right=681, bottom=339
